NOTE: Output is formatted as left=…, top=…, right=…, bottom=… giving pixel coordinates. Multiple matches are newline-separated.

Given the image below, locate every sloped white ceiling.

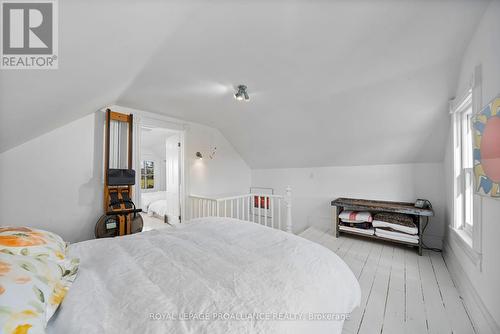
left=0, top=0, right=490, bottom=168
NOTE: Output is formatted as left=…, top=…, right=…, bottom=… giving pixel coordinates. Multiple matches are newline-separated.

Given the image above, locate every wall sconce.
left=208, top=146, right=217, bottom=160
left=234, top=85, right=249, bottom=101
left=195, top=152, right=203, bottom=160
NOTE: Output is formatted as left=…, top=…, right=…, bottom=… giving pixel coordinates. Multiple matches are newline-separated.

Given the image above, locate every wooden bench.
left=331, top=198, right=434, bottom=255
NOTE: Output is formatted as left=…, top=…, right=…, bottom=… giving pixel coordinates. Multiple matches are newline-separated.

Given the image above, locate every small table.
left=331, top=198, right=434, bottom=255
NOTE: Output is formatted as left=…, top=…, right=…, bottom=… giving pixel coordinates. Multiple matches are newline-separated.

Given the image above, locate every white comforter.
left=141, top=191, right=166, bottom=211
left=148, top=199, right=168, bottom=217
left=48, top=218, right=360, bottom=334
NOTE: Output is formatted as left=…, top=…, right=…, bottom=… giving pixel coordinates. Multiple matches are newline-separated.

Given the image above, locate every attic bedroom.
left=0, top=1, right=499, bottom=333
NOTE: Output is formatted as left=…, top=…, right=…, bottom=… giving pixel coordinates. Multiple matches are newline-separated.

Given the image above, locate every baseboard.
left=443, top=240, right=500, bottom=334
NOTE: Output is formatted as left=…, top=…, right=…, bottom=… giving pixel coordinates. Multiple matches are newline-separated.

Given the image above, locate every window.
left=453, top=89, right=474, bottom=235
left=141, top=160, right=155, bottom=189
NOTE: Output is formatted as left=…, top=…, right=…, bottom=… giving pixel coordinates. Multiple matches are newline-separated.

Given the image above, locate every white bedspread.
left=148, top=199, right=168, bottom=217
left=47, top=218, right=360, bottom=334
left=141, top=191, right=166, bottom=211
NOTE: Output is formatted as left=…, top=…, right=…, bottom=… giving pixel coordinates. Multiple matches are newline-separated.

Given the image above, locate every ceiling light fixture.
left=234, top=85, right=249, bottom=101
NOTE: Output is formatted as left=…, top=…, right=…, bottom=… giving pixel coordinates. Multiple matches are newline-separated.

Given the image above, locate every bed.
left=47, top=218, right=360, bottom=334
left=141, top=191, right=169, bottom=221
left=147, top=199, right=168, bottom=218
left=141, top=191, right=166, bottom=211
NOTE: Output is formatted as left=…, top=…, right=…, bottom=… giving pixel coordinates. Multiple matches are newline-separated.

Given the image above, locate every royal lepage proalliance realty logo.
left=1, top=0, right=58, bottom=69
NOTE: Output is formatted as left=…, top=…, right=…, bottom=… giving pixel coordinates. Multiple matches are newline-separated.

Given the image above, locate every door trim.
left=132, top=115, right=186, bottom=224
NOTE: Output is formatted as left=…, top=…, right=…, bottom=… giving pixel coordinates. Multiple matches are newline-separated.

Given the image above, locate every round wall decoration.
left=472, top=96, right=500, bottom=198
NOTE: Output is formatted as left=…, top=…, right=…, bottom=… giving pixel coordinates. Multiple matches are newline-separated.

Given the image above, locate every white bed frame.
left=188, top=186, right=293, bottom=233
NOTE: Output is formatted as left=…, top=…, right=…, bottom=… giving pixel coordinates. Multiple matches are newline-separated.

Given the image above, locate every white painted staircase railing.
left=188, top=187, right=293, bottom=233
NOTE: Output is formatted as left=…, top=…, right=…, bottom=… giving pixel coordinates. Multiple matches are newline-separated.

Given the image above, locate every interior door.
left=165, top=133, right=181, bottom=224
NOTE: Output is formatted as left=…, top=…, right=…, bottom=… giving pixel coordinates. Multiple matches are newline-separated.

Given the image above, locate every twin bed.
left=45, top=217, right=360, bottom=334
left=141, top=191, right=169, bottom=220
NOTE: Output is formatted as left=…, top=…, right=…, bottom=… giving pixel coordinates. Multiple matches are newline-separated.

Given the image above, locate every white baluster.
left=251, top=196, right=254, bottom=222
left=265, top=197, right=268, bottom=226
left=237, top=198, right=240, bottom=219
left=258, top=195, right=262, bottom=225
left=266, top=197, right=269, bottom=227
left=278, top=198, right=281, bottom=230
left=270, top=197, right=274, bottom=228
left=285, top=186, right=292, bottom=233
left=245, top=196, right=248, bottom=221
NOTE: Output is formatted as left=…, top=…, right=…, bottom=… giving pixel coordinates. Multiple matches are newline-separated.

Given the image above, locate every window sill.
left=449, top=226, right=482, bottom=269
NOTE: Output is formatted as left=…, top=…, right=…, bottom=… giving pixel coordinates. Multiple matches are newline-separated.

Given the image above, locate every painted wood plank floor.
left=298, top=227, right=475, bottom=334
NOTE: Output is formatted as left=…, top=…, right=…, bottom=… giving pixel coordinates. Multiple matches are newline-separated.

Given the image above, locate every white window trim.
left=449, top=65, right=483, bottom=269
left=140, top=159, right=156, bottom=191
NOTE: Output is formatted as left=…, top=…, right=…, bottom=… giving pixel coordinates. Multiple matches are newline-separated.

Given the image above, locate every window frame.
left=140, top=160, right=155, bottom=190
left=453, top=96, right=474, bottom=236
left=450, top=70, right=483, bottom=269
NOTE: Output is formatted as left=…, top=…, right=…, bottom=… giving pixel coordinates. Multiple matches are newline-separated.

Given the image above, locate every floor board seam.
left=357, top=242, right=374, bottom=280
left=429, top=254, right=446, bottom=309
left=380, top=247, right=395, bottom=334
left=356, top=245, right=385, bottom=334
left=404, top=249, right=407, bottom=324
left=417, top=251, right=430, bottom=333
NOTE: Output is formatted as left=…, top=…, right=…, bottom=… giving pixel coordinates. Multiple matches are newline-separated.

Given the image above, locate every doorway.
left=136, top=122, right=184, bottom=231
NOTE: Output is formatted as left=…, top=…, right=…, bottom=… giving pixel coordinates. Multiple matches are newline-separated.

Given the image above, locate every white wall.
left=0, top=109, right=251, bottom=243
left=443, top=2, right=500, bottom=332
left=252, top=162, right=445, bottom=248
left=0, top=112, right=104, bottom=243
left=186, top=122, right=251, bottom=198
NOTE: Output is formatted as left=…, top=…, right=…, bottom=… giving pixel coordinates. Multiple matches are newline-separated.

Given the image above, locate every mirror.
left=109, top=119, right=129, bottom=169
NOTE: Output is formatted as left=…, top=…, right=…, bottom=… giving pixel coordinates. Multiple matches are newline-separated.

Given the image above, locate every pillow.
left=0, top=253, right=76, bottom=333
left=338, top=210, right=373, bottom=223
left=0, top=227, right=67, bottom=263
